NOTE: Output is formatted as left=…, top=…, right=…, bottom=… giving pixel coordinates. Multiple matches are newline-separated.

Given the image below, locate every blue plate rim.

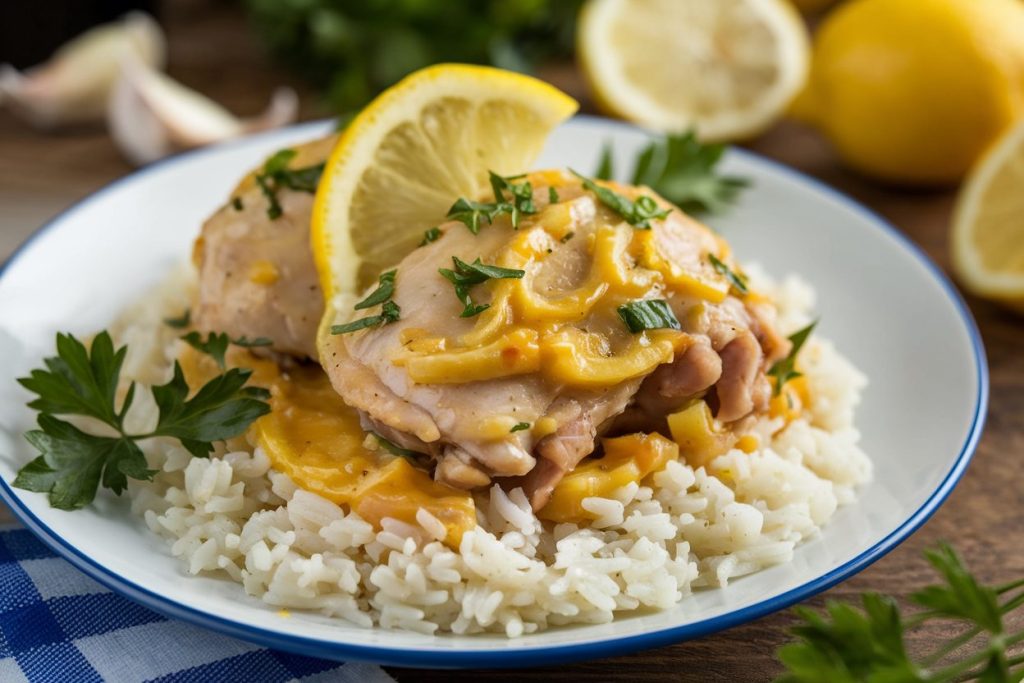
left=0, top=116, right=989, bottom=669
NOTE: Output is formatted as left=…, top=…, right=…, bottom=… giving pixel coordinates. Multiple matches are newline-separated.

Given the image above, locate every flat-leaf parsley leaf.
left=12, top=332, right=270, bottom=510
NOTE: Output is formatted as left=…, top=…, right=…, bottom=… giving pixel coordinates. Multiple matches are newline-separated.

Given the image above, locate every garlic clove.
left=0, top=12, right=165, bottom=129
left=107, top=57, right=299, bottom=166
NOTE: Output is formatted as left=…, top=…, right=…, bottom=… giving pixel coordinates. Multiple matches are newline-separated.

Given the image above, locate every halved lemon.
left=952, top=118, right=1024, bottom=313
left=311, top=63, right=578, bottom=321
left=578, top=0, right=809, bottom=141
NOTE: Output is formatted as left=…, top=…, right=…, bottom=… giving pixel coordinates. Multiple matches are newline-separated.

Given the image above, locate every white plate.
left=0, top=117, right=987, bottom=668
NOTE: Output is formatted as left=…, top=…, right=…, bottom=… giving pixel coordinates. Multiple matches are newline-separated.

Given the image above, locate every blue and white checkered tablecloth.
left=0, top=526, right=396, bottom=683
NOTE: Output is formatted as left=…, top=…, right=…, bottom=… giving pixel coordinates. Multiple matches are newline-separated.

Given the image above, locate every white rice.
left=115, top=266, right=871, bottom=637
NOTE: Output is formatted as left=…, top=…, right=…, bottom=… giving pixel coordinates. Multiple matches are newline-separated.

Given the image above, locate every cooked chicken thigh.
left=321, top=171, right=790, bottom=507
left=192, top=136, right=335, bottom=358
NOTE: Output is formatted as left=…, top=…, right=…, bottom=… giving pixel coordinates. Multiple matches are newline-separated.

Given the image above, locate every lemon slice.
left=311, top=64, right=578, bottom=317
left=952, top=119, right=1024, bottom=312
left=578, top=0, right=809, bottom=141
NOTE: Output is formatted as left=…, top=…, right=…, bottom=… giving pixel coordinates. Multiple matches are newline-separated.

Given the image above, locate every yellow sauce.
left=177, top=345, right=475, bottom=547
left=248, top=259, right=280, bottom=285
left=540, top=432, right=679, bottom=523
left=666, top=399, right=737, bottom=469
left=391, top=172, right=743, bottom=390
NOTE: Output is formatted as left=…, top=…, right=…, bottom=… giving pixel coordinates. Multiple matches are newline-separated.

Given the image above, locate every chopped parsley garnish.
left=354, top=270, right=396, bottom=310
left=595, top=132, right=750, bottom=214
left=548, top=186, right=559, bottom=204
left=331, top=300, right=400, bottom=335
left=488, top=171, right=537, bottom=227
left=181, top=331, right=231, bottom=369
left=617, top=299, right=681, bottom=333
left=231, top=196, right=244, bottom=211
left=254, top=148, right=325, bottom=220
left=332, top=270, right=402, bottom=335
left=708, top=254, right=749, bottom=295
left=570, top=170, right=670, bottom=230
left=12, top=332, right=270, bottom=510
left=510, top=422, right=531, bottom=433
left=595, top=143, right=615, bottom=181
left=445, top=198, right=505, bottom=235
left=445, top=171, right=540, bottom=234
left=420, top=227, right=442, bottom=246
left=767, top=321, right=817, bottom=396
left=560, top=231, right=575, bottom=243
left=181, top=332, right=276, bottom=367
left=231, top=336, right=273, bottom=348
left=372, top=433, right=423, bottom=459
left=439, top=256, right=524, bottom=318
left=163, top=309, right=191, bottom=329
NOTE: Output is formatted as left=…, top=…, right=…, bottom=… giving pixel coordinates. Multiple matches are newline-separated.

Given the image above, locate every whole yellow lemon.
left=792, top=0, right=1024, bottom=185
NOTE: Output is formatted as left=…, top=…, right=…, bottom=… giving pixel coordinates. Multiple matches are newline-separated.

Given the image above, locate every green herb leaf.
left=446, top=198, right=504, bottom=235
left=708, top=254, right=749, bottom=295
left=439, top=256, right=524, bottom=318
left=420, top=227, right=442, bottom=246
left=767, top=321, right=817, bottom=396
left=231, top=336, right=274, bottom=348
left=776, top=543, right=1024, bottom=683
left=510, top=422, right=531, bottom=433
left=163, top=309, right=191, bottom=329
left=331, top=300, right=401, bottom=335
left=354, top=270, right=397, bottom=310
left=777, top=595, right=920, bottom=683
left=911, top=544, right=1002, bottom=633
left=548, top=186, right=560, bottom=204
left=13, top=331, right=270, bottom=509
left=231, top=196, right=244, bottom=211
left=14, top=415, right=152, bottom=510
left=617, top=300, right=681, bottom=333
left=254, top=148, right=325, bottom=220
left=560, top=231, right=575, bottom=244
left=595, top=143, right=614, bottom=181
left=489, top=171, right=537, bottom=227
left=181, top=331, right=231, bottom=370
left=17, top=332, right=130, bottom=428
left=570, top=170, right=670, bottom=229
left=373, top=432, right=423, bottom=459
left=616, top=132, right=751, bottom=214
left=149, top=363, right=272, bottom=458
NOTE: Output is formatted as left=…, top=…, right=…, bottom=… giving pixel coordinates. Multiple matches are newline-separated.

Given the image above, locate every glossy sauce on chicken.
left=320, top=169, right=791, bottom=509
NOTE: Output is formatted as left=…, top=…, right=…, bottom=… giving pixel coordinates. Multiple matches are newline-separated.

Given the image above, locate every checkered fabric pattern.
left=0, top=527, right=395, bottom=683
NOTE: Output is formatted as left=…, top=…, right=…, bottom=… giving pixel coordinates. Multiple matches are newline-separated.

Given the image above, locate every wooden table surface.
left=1, top=4, right=1021, bottom=681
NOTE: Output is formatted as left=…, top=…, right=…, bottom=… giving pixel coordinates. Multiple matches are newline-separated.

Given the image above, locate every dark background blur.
left=1, top=1, right=159, bottom=67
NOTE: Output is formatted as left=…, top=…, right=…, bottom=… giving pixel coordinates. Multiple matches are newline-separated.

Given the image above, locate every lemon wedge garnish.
left=578, top=0, right=809, bottom=141
left=952, top=118, right=1024, bottom=313
left=311, top=63, right=578, bottom=326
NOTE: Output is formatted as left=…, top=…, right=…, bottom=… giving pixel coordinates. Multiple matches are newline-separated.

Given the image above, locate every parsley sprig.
left=777, top=543, right=1024, bottom=682
left=13, top=332, right=271, bottom=510
left=331, top=269, right=401, bottom=335
left=767, top=321, right=817, bottom=397
left=254, top=148, right=325, bottom=220
left=596, top=132, right=750, bottom=214
left=571, top=170, right=670, bottom=229
left=439, top=256, right=524, bottom=318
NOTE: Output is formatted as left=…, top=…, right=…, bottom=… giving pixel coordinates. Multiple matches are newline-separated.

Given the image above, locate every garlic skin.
left=0, top=12, right=165, bottom=129
left=108, top=57, right=299, bottom=166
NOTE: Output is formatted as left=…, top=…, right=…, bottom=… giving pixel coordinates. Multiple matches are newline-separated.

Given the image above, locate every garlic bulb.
left=107, top=57, right=299, bottom=166
left=0, top=12, right=165, bottom=129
